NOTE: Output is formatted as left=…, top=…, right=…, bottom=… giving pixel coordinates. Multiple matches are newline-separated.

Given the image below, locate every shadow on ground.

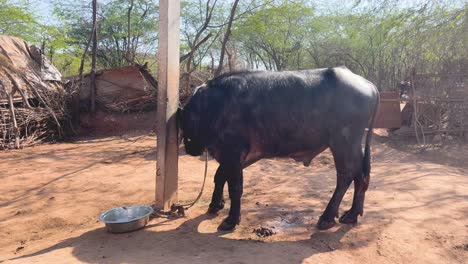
left=8, top=213, right=365, bottom=264
left=374, top=132, right=468, bottom=170
left=2, top=133, right=467, bottom=263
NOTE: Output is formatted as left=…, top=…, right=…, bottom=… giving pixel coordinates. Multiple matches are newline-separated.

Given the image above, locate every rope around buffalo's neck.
left=170, top=150, right=208, bottom=212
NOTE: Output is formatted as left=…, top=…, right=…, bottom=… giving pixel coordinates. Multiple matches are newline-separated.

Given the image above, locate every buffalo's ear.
left=176, top=107, right=184, bottom=145
left=176, top=107, right=183, bottom=128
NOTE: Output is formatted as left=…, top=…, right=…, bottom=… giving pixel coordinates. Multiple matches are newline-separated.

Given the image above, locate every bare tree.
left=181, top=0, right=218, bottom=91
left=90, top=0, right=98, bottom=113
left=126, top=0, right=134, bottom=64
left=214, top=0, right=240, bottom=76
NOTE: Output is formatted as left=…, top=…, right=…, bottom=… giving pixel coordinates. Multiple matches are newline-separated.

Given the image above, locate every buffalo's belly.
left=244, top=127, right=329, bottom=167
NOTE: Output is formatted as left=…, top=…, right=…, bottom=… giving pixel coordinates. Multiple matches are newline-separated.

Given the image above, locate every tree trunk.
left=127, top=0, right=134, bottom=63
left=90, top=0, right=98, bottom=113
left=214, top=0, right=239, bottom=77
left=226, top=47, right=233, bottom=71
left=210, top=52, right=215, bottom=73
left=77, top=23, right=94, bottom=125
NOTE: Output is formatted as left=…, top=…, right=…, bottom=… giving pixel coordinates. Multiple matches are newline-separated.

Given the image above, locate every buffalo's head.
left=177, top=85, right=206, bottom=156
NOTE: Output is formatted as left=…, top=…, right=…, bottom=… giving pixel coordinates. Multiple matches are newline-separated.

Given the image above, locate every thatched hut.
left=66, top=65, right=213, bottom=135
left=0, top=35, right=66, bottom=149
left=66, top=64, right=159, bottom=134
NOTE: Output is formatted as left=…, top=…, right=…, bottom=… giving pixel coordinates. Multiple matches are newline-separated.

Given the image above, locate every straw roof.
left=0, top=35, right=66, bottom=149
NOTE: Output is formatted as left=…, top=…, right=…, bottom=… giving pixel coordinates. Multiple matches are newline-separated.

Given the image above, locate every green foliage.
left=53, top=52, right=89, bottom=77
left=307, top=2, right=467, bottom=89
left=234, top=1, right=314, bottom=70
left=179, top=0, right=229, bottom=71
left=53, top=0, right=158, bottom=69
left=0, top=0, right=465, bottom=88
left=0, top=0, right=40, bottom=42
left=233, top=0, right=466, bottom=89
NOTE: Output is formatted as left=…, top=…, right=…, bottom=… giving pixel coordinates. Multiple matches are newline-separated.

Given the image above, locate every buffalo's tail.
left=362, top=87, right=380, bottom=191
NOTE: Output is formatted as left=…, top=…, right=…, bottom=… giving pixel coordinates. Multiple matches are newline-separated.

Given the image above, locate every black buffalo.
left=178, top=67, right=380, bottom=231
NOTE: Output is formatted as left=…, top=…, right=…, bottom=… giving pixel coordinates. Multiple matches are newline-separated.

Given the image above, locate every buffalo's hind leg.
left=208, top=165, right=226, bottom=214
left=317, top=135, right=363, bottom=230
left=317, top=172, right=353, bottom=230
left=339, top=170, right=367, bottom=224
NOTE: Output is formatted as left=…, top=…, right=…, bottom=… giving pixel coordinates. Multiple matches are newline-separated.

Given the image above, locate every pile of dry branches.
left=0, top=79, right=67, bottom=150
left=179, top=71, right=212, bottom=105
left=0, top=35, right=69, bottom=149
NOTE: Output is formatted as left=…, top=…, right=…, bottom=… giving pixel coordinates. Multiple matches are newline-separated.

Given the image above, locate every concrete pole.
left=156, top=0, right=180, bottom=211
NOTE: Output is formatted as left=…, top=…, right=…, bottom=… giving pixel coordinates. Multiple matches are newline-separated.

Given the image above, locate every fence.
left=392, top=72, right=467, bottom=144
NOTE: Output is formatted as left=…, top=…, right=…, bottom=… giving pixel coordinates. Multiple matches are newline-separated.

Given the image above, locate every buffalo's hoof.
left=317, top=215, right=336, bottom=230
left=207, top=200, right=225, bottom=214
left=217, top=217, right=239, bottom=231
left=339, top=210, right=359, bottom=224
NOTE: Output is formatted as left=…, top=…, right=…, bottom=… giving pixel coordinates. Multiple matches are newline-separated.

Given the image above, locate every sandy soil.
left=0, top=132, right=467, bottom=264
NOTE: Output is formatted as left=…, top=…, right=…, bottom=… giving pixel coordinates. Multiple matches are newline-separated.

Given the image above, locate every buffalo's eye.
left=187, top=138, right=192, bottom=142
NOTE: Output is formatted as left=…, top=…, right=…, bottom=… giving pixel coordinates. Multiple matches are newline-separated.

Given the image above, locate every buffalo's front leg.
left=208, top=165, right=226, bottom=214
left=218, top=162, right=243, bottom=231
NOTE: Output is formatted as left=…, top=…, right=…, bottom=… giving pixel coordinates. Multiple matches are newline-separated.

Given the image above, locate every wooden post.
left=410, top=69, right=421, bottom=145
left=6, top=91, right=20, bottom=149
left=156, top=0, right=180, bottom=211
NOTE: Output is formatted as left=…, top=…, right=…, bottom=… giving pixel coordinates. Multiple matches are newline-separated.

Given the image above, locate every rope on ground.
left=152, top=150, right=209, bottom=218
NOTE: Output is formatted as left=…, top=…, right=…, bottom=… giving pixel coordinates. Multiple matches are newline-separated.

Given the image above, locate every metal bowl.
left=99, top=205, right=153, bottom=233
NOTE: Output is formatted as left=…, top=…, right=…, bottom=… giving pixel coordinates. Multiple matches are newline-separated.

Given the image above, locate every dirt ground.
left=0, top=131, right=467, bottom=264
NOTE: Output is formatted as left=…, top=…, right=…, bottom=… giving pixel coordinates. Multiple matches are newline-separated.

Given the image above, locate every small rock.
left=253, top=226, right=276, bottom=237
left=15, top=246, right=24, bottom=253
left=453, top=244, right=468, bottom=251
